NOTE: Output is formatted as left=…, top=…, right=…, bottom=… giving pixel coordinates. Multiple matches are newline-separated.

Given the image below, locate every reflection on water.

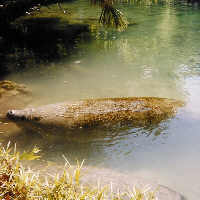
left=2, top=121, right=169, bottom=163
left=1, top=0, right=200, bottom=199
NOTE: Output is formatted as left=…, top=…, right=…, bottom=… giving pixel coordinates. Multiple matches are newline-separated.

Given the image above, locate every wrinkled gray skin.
left=7, top=97, right=184, bottom=134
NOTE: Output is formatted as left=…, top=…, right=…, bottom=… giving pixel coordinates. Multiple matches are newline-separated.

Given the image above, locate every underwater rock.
left=81, top=167, right=186, bottom=200
left=33, top=164, right=185, bottom=200
left=7, top=97, right=184, bottom=134
left=0, top=80, right=32, bottom=118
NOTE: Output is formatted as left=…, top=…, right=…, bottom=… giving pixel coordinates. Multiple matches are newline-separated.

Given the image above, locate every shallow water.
left=2, top=0, right=200, bottom=199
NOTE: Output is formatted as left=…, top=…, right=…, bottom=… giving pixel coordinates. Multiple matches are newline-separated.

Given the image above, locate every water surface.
left=2, top=1, right=200, bottom=199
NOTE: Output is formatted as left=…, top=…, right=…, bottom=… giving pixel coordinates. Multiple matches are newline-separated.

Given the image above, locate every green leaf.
left=20, top=151, right=41, bottom=160
left=19, top=147, right=41, bottom=161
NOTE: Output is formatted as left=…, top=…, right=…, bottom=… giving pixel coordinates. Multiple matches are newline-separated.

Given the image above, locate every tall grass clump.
left=0, top=142, right=156, bottom=200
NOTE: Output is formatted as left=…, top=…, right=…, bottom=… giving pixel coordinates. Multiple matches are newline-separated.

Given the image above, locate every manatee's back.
left=61, top=97, right=184, bottom=128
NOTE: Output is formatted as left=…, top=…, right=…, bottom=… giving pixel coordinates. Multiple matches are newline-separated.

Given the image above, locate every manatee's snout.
left=7, top=110, right=21, bottom=120
left=7, top=109, right=28, bottom=121
left=7, top=110, right=15, bottom=118
left=7, top=109, right=41, bottom=122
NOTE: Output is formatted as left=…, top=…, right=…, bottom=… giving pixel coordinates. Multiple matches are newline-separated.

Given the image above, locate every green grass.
left=0, top=142, right=156, bottom=200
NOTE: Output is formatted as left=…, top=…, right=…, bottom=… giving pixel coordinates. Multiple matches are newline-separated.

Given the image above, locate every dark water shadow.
left=0, top=16, right=90, bottom=78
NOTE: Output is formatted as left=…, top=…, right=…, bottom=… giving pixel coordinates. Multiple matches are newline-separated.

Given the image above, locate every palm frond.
left=91, top=0, right=128, bottom=31
left=99, top=4, right=128, bottom=31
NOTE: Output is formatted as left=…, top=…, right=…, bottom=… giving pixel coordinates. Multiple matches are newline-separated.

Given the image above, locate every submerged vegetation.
left=0, top=143, right=156, bottom=200
left=0, top=0, right=127, bottom=32
left=0, top=0, right=127, bottom=76
left=90, top=0, right=128, bottom=30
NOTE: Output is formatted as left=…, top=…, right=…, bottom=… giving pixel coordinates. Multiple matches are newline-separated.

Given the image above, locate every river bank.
left=0, top=143, right=185, bottom=199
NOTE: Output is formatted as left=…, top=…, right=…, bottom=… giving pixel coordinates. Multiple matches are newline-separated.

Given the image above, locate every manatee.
left=6, top=97, right=184, bottom=134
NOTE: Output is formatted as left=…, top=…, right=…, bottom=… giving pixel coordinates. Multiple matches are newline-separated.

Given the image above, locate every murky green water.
left=1, top=0, right=200, bottom=199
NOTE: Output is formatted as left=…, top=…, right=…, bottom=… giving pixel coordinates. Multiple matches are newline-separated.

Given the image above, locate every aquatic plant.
left=90, top=0, right=128, bottom=30
left=0, top=142, right=156, bottom=199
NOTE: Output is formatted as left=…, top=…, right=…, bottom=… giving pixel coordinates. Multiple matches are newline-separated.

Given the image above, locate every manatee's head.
left=7, top=110, right=26, bottom=121
left=7, top=109, right=41, bottom=121
left=0, top=81, right=32, bottom=119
